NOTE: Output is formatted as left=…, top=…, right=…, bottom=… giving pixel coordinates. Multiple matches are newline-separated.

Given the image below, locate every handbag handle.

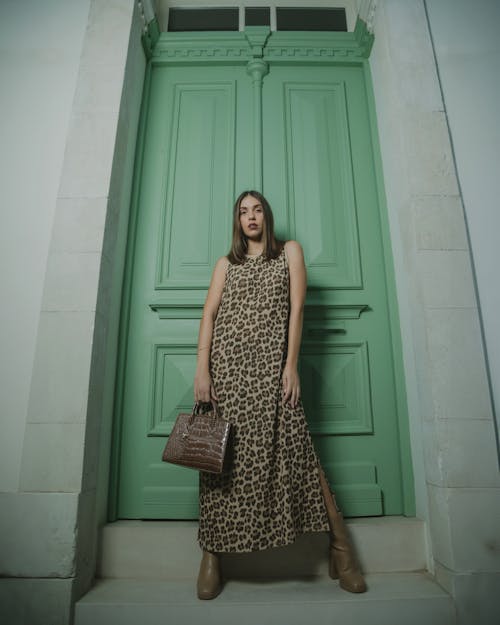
left=187, top=399, right=221, bottom=431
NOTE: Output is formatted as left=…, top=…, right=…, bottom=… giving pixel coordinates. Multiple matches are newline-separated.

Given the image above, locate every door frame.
left=108, top=19, right=415, bottom=520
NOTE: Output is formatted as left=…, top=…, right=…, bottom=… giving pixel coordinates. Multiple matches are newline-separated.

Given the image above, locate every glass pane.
left=168, top=8, right=239, bottom=32
left=276, top=7, right=347, bottom=32
left=245, top=7, right=271, bottom=26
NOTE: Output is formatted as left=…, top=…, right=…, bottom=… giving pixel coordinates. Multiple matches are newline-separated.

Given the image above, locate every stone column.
left=0, top=2, right=144, bottom=623
left=369, top=1, right=500, bottom=623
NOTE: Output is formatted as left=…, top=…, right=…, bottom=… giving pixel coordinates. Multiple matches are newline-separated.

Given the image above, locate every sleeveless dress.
left=197, top=244, right=330, bottom=553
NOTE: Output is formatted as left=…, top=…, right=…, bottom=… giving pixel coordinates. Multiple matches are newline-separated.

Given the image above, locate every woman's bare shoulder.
left=214, top=255, right=230, bottom=270
left=284, top=240, right=304, bottom=258
left=217, top=255, right=230, bottom=265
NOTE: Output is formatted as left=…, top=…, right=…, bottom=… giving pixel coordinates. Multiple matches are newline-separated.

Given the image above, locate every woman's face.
left=239, top=194, right=264, bottom=241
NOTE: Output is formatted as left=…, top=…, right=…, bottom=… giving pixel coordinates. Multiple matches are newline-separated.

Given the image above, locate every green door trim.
left=108, top=61, right=154, bottom=521
left=108, top=18, right=415, bottom=521
left=364, top=62, right=416, bottom=515
left=140, top=17, right=374, bottom=62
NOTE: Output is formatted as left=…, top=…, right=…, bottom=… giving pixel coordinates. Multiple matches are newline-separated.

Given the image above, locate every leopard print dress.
left=197, top=243, right=331, bottom=553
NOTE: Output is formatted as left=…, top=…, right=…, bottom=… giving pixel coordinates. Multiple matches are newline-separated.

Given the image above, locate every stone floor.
left=75, top=572, right=455, bottom=625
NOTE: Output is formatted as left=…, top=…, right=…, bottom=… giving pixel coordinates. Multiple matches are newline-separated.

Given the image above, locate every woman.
left=193, top=190, right=366, bottom=599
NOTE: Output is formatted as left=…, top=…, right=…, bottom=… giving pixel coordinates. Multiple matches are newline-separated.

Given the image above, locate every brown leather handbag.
left=161, top=400, right=233, bottom=473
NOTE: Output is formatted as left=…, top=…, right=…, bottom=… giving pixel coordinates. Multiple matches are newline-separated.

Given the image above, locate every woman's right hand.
left=194, top=369, right=218, bottom=404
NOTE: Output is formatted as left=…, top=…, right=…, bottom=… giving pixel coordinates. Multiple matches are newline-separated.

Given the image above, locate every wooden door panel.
left=284, top=81, right=362, bottom=289
left=118, top=64, right=253, bottom=518
left=300, top=342, right=373, bottom=435
left=150, top=345, right=198, bottom=437
left=156, top=81, right=237, bottom=289
left=263, top=64, right=402, bottom=515
left=324, top=462, right=382, bottom=516
left=144, top=462, right=199, bottom=518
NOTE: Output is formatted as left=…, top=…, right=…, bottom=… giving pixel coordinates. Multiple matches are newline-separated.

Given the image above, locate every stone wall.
left=0, top=1, right=144, bottom=623
left=370, top=1, right=500, bottom=623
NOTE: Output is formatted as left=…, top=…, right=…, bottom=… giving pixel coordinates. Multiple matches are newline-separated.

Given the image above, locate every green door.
left=111, top=28, right=413, bottom=520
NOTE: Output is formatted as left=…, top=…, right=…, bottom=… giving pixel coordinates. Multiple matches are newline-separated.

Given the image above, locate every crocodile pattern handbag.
left=161, top=400, right=233, bottom=473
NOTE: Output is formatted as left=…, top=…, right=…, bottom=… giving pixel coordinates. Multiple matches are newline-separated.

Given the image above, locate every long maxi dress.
left=197, top=243, right=330, bottom=553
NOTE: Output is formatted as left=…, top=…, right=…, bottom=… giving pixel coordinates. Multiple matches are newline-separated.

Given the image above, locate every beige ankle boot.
left=318, top=465, right=367, bottom=593
left=197, top=550, right=222, bottom=599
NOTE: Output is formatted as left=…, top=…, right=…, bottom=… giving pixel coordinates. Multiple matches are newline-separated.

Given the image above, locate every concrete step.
left=74, top=573, right=454, bottom=625
left=97, top=517, right=426, bottom=579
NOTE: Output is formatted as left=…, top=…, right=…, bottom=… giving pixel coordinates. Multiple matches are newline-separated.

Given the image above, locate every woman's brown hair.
left=227, top=190, right=286, bottom=264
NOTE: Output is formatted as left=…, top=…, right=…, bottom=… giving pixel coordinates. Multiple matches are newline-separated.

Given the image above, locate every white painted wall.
left=425, top=0, right=500, bottom=454
left=0, top=0, right=91, bottom=491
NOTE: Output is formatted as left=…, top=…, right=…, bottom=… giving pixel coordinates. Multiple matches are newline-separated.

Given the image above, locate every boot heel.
left=318, top=465, right=367, bottom=593
left=197, top=550, right=222, bottom=600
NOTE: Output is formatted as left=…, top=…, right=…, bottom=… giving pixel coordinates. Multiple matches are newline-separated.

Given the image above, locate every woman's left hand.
left=282, top=364, right=301, bottom=408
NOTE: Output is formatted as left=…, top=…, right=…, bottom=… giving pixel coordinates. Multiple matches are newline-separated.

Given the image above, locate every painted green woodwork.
left=261, top=60, right=411, bottom=518
left=110, top=23, right=414, bottom=521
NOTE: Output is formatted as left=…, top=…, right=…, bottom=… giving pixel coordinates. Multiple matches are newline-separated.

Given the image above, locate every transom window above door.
left=156, top=3, right=351, bottom=32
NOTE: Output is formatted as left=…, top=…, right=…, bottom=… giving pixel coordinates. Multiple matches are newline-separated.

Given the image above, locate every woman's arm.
left=194, top=256, right=228, bottom=403
left=282, top=240, right=307, bottom=408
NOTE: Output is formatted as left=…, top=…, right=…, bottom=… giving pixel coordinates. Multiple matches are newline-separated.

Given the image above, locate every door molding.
left=141, top=20, right=373, bottom=62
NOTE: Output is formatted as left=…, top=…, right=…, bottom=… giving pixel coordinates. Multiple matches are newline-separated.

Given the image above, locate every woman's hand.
left=282, top=364, right=301, bottom=408
left=194, top=368, right=218, bottom=404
